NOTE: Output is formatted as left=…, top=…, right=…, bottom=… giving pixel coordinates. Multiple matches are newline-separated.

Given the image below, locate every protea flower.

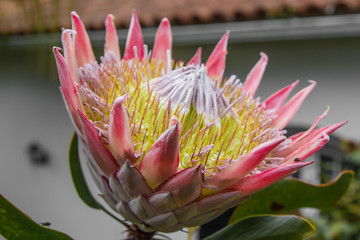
left=53, top=11, right=346, bottom=236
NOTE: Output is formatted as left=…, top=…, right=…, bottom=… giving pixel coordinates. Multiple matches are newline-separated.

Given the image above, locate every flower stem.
left=99, top=205, right=130, bottom=229
left=126, top=224, right=156, bottom=240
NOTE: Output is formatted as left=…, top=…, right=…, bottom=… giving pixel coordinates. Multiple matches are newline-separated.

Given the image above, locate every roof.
left=1, top=0, right=360, bottom=34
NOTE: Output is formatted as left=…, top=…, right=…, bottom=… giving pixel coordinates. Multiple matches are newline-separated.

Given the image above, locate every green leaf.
left=69, top=132, right=100, bottom=209
left=203, top=215, right=315, bottom=240
left=229, top=170, right=354, bottom=224
left=0, top=195, right=73, bottom=240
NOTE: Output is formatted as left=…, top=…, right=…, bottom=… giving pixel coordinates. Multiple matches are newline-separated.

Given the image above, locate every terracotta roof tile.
left=1, top=0, right=360, bottom=34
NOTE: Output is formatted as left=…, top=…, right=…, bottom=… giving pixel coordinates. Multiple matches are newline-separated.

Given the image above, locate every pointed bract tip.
left=113, top=93, right=129, bottom=105
left=321, top=132, right=330, bottom=141
left=71, top=11, right=81, bottom=24
left=131, top=9, right=138, bottom=20
left=308, top=80, right=317, bottom=85
left=293, top=160, right=314, bottom=168
left=169, top=116, right=181, bottom=131
left=61, top=29, right=77, bottom=35
left=281, top=161, right=314, bottom=169
left=306, top=80, right=317, bottom=91
left=104, top=13, right=121, bottom=61
left=262, top=79, right=300, bottom=111
left=106, top=14, right=115, bottom=22
left=327, top=120, right=348, bottom=131
left=260, top=52, right=269, bottom=62
left=242, top=51, right=269, bottom=97
left=322, top=120, right=348, bottom=135
left=221, top=31, right=230, bottom=44
left=258, top=136, right=286, bottom=153
left=71, top=11, right=79, bottom=17
left=71, top=11, right=83, bottom=28
left=152, top=16, right=172, bottom=61
left=205, top=32, right=229, bottom=78
left=290, top=80, right=300, bottom=89
left=275, top=80, right=317, bottom=130
left=105, top=14, right=115, bottom=27
left=284, top=79, right=300, bottom=90
left=187, top=47, right=202, bottom=66
left=71, top=11, right=96, bottom=67
left=261, top=136, right=286, bottom=148
left=124, top=9, right=144, bottom=60
left=169, top=116, right=179, bottom=123
left=53, top=46, right=62, bottom=53
left=169, top=119, right=181, bottom=136
left=221, top=31, right=230, bottom=42
left=301, top=80, right=317, bottom=96
left=169, top=116, right=181, bottom=128
left=340, top=120, right=349, bottom=126
left=160, top=17, right=170, bottom=26
left=77, top=109, right=87, bottom=121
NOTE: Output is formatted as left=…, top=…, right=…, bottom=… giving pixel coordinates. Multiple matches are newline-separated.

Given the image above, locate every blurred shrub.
left=307, top=140, right=360, bottom=240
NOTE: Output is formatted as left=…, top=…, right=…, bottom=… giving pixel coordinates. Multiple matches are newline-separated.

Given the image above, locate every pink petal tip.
left=243, top=52, right=268, bottom=97
left=205, top=31, right=229, bottom=79
left=187, top=47, right=202, bottom=66
left=152, top=18, right=172, bottom=61
left=71, top=11, right=96, bottom=67
left=123, top=10, right=144, bottom=60
left=105, top=14, right=121, bottom=61
left=275, top=80, right=316, bottom=130
left=262, top=80, right=299, bottom=112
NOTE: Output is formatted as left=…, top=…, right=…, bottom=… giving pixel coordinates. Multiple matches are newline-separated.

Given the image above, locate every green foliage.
left=229, top=170, right=354, bottom=223
left=69, top=133, right=101, bottom=209
left=0, top=195, right=73, bottom=240
left=203, top=215, right=315, bottom=240
left=307, top=140, right=360, bottom=240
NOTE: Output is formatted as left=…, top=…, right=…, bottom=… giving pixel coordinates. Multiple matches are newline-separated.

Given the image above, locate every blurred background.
left=0, top=0, right=360, bottom=239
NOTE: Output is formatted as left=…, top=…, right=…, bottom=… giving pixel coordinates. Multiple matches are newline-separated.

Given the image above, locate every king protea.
left=53, top=11, right=346, bottom=234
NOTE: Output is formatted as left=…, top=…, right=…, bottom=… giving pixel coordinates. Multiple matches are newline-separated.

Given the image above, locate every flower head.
left=54, top=11, right=346, bottom=233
